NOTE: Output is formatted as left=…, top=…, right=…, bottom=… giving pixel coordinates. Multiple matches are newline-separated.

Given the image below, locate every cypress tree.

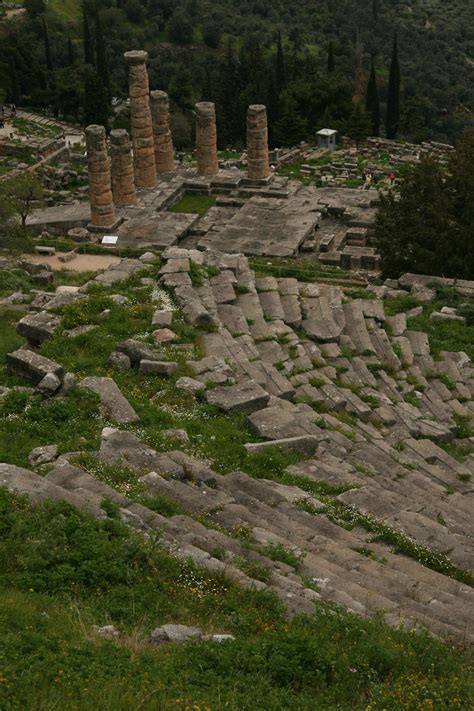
left=327, top=40, right=335, bottom=72
left=7, top=57, right=21, bottom=105
left=68, top=36, right=74, bottom=66
left=276, top=31, right=285, bottom=93
left=83, top=66, right=108, bottom=128
left=372, top=0, right=378, bottom=22
left=83, top=6, right=95, bottom=66
left=386, top=33, right=401, bottom=139
left=94, top=5, right=110, bottom=98
left=42, top=18, right=53, bottom=72
left=365, top=57, right=380, bottom=136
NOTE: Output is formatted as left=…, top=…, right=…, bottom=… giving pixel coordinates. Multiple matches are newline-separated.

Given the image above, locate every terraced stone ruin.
left=2, top=245, right=473, bottom=643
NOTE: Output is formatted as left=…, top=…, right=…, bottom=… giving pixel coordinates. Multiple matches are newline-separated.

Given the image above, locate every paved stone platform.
left=198, top=189, right=321, bottom=256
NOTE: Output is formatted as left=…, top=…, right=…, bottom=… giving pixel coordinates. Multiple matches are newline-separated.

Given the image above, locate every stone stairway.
left=2, top=247, right=473, bottom=642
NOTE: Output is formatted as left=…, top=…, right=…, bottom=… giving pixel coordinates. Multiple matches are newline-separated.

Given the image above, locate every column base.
left=242, top=175, right=274, bottom=187
left=87, top=217, right=124, bottom=235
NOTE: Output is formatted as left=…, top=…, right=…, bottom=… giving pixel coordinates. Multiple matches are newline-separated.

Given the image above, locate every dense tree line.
left=373, top=130, right=474, bottom=280
left=0, top=0, right=473, bottom=147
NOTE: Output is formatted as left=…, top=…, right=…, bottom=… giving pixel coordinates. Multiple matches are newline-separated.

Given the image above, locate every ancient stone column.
left=110, top=129, right=137, bottom=207
left=123, top=50, right=157, bottom=188
left=85, top=124, right=116, bottom=227
left=195, top=102, right=219, bottom=176
left=247, top=104, right=270, bottom=180
left=150, top=90, right=175, bottom=174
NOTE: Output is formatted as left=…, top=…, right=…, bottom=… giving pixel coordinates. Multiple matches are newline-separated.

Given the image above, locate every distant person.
left=389, top=171, right=396, bottom=187
left=364, top=172, right=373, bottom=190
left=11, top=104, right=16, bottom=116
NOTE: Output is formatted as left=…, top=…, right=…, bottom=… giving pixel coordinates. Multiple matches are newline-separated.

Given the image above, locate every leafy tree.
left=386, top=33, right=401, bottom=139
left=4, top=176, right=44, bottom=228
left=345, top=102, right=371, bottom=147
left=365, top=57, right=380, bottom=136
left=168, top=8, right=193, bottom=45
left=373, top=134, right=474, bottom=279
left=23, top=0, right=45, bottom=17
left=203, top=20, right=221, bottom=49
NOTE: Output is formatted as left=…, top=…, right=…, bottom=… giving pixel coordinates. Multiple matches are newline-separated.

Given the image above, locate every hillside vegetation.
left=0, top=0, right=473, bottom=145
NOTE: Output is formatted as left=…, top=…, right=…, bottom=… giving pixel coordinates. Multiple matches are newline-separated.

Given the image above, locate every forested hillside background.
left=1, top=0, right=473, bottom=148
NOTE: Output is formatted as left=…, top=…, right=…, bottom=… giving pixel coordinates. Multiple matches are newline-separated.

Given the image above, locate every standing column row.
left=110, top=129, right=137, bottom=207
left=150, top=90, right=175, bottom=173
left=124, top=50, right=157, bottom=189
left=85, top=125, right=116, bottom=228
left=247, top=104, right=270, bottom=180
left=195, top=102, right=219, bottom=177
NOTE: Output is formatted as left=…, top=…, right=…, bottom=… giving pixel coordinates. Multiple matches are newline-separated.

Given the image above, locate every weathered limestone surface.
left=195, top=102, right=219, bottom=177
left=247, top=104, right=270, bottom=180
left=85, top=125, right=116, bottom=227
left=6, top=349, right=64, bottom=385
left=110, top=129, right=137, bottom=207
left=150, top=90, right=174, bottom=173
left=78, top=376, right=140, bottom=424
left=124, top=50, right=157, bottom=189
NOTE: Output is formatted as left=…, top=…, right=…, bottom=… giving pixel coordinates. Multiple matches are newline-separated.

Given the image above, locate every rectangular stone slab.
left=6, top=348, right=64, bottom=385
left=78, top=376, right=140, bottom=424
left=205, top=380, right=270, bottom=415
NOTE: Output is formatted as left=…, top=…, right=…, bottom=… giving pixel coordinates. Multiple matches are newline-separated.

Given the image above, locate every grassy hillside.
left=0, top=487, right=472, bottom=710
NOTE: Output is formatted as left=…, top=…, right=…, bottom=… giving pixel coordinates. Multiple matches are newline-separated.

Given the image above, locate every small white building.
left=317, top=128, right=337, bottom=152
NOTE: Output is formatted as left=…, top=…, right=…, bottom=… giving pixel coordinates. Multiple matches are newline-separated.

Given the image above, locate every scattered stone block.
left=28, top=445, right=59, bottom=467
left=205, top=380, right=270, bottom=415
left=109, top=351, right=131, bottom=371
left=16, top=311, right=61, bottom=345
left=36, top=372, right=62, bottom=397
left=244, top=435, right=320, bottom=455
left=152, top=310, right=173, bottom=327
left=150, top=624, right=203, bottom=644
left=116, top=339, right=165, bottom=367
left=175, top=376, right=206, bottom=395
left=138, top=360, right=177, bottom=376
left=6, top=349, right=64, bottom=385
left=153, top=328, right=177, bottom=343
left=78, top=376, right=140, bottom=424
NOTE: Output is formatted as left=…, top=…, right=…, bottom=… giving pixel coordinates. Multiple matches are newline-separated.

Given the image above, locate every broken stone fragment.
left=149, top=624, right=203, bottom=644
left=36, top=372, right=62, bottom=397
left=151, top=310, right=173, bottom=328
left=138, top=360, right=177, bottom=376
left=152, top=328, right=177, bottom=343
left=28, top=444, right=59, bottom=467
left=175, top=376, right=206, bottom=395
left=78, top=376, right=140, bottom=424
left=205, top=380, right=270, bottom=415
left=109, top=351, right=131, bottom=371
left=16, top=311, right=61, bottom=345
left=116, top=339, right=166, bottom=367
left=92, top=625, right=120, bottom=639
left=161, top=428, right=190, bottom=443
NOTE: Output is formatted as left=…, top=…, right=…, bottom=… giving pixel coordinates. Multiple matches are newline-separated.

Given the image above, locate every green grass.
left=46, top=0, right=81, bottom=22
left=408, top=312, right=474, bottom=361
left=170, top=195, right=216, bottom=216
left=0, top=488, right=472, bottom=711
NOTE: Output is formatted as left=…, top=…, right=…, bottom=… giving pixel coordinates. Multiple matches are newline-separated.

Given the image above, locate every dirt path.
left=25, top=253, right=121, bottom=273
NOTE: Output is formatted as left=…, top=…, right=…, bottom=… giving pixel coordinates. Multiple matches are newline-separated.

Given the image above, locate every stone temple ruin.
left=3, top=49, right=472, bottom=644
left=25, top=50, right=386, bottom=270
